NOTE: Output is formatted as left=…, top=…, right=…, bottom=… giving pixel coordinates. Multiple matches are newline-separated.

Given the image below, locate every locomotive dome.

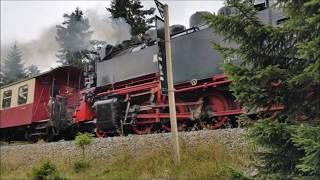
left=145, top=28, right=157, bottom=41
left=189, top=11, right=212, bottom=27
left=218, top=6, right=239, bottom=16
left=170, top=24, right=186, bottom=35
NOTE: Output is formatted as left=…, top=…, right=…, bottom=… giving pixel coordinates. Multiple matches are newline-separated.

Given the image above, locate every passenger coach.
left=0, top=66, right=83, bottom=141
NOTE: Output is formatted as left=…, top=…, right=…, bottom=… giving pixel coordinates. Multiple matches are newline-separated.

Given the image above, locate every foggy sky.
left=1, top=0, right=224, bottom=71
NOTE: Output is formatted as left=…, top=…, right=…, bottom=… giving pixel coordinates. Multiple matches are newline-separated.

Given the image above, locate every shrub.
left=248, top=119, right=320, bottom=178
left=247, top=120, right=304, bottom=176
left=75, top=132, right=94, bottom=159
left=292, top=124, right=320, bottom=176
left=73, top=159, right=90, bottom=173
left=224, top=166, right=251, bottom=180
left=32, top=160, right=65, bottom=180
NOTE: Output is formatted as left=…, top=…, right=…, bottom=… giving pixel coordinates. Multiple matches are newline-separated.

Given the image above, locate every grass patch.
left=72, top=159, right=90, bottom=173
left=99, top=142, right=252, bottom=180
left=1, top=140, right=254, bottom=180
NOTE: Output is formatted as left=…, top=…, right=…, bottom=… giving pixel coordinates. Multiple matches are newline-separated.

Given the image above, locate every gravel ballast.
left=0, top=129, right=245, bottom=164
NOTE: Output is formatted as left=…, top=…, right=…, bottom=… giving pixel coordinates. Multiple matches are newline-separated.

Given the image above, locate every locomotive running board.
left=136, top=108, right=243, bottom=120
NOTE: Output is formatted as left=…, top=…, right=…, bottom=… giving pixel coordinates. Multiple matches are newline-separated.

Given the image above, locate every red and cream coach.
left=0, top=66, right=83, bottom=141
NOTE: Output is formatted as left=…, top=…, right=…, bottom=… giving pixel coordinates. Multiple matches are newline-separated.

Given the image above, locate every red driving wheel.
left=95, top=127, right=106, bottom=138
left=132, top=124, right=153, bottom=135
left=200, top=93, right=229, bottom=129
left=132, top=102, right=155, bottom=135
left=161, top=99, right=188, bottom=132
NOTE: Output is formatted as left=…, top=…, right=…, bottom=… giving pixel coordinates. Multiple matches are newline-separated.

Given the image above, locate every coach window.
left=2, top=90, right=12, bottom=108
left=18, top=85, right=28, bottom=105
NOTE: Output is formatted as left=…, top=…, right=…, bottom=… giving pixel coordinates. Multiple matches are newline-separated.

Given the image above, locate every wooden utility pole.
left=163, top=4, right=181, bottom=165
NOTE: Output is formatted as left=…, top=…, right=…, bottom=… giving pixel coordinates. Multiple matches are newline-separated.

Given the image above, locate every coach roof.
left=0, top=65, right=81, bottom=89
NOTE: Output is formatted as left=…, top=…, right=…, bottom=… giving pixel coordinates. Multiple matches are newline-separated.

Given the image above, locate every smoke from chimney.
left=1, top=9, right=131, bottom=72
left=86, top=9, right=131, bottom=45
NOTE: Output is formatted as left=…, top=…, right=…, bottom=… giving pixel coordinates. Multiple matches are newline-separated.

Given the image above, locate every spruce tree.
left=0, top=69, right=4, bottom=86
left=0, top=60, right=4, bottom=86
left=205, top=0, right=319, bottom=177
left=2, top=43, right=26, bottom=83
left=107, top=0, right=155, bottom=36
left=56, top=7, right=93, bottom=69
left=26, top=65, right=40, bottom=77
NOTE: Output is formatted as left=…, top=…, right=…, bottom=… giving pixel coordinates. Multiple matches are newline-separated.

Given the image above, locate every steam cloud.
left=1, top=9, right=131, bottom=72
left=86, top=9, right=131, bottom=45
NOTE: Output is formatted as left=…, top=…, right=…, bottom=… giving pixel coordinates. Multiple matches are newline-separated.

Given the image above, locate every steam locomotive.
left=73, top=2, right=285, bottom=137
left=0, top=2, right=285, bottom=141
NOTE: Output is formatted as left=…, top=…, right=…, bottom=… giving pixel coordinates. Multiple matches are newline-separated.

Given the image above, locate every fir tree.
left=26, top=65, right=40, bottom=77
left=2, top=43, right=26, bottom=83
left=0, top=59, right=4, bottom=86
left=107, top=0, right=155, bottom=36
left=206, top=0, right=319, bottom=177
left=206, top=0, right=319, bottom=122
left=0, top=69, right=4, bottom=86
left=56, top=7, right=93, bottom=69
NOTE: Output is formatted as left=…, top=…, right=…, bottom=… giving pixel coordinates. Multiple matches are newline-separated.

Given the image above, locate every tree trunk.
left=82, top=147, right=85, bottom=159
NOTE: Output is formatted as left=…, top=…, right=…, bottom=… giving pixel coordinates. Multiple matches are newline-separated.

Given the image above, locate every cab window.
left=2, top=90, right=12, bottom=108
left=18, top=85, right=28, bottom=105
